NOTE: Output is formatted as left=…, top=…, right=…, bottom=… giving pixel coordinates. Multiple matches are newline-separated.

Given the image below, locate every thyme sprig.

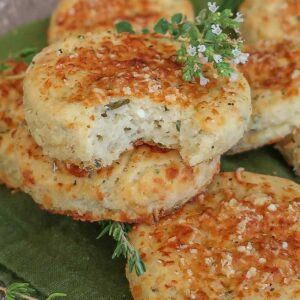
left=97, top=221, right=146, bottom=276
left=116, top=2, right=248, bottom=85
left=0, top=282, right=66, bottom=300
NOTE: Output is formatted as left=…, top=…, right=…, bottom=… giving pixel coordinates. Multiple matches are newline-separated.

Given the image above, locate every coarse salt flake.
left=136, top=109, right=146, bottom=118
left=69, top=53, right=79, bottom=59
left=123, top=87, right=132, bottom=95
left=165, top=94, right=176, bottom=101
left=259, top=257, right=266, bottom=264
left=168, top=236, right=176, bottom=242
left=148, top=83, right=161, bottom=93
left=237, top=216, right=251, bottom=235
left=52, top=162, right=58, bottom=173
left=267, top=204, right=277, bottom=212
left=204, top=257, right=214, bottom=266
left=291, top=69, right=300, bottom=79
left=246, top=267, right=257, bottom=279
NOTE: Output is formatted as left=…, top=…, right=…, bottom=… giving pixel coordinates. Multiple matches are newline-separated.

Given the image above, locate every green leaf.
left=46, top=292, right=67, bottom=300
left=135, top=259, right=146, bottom=277
left=153, top=18, right=170, bottom=34
left=195, top=8, right=207, bottom=25
left=171, top=13, right=183, bottom=24
left=115, top=21, right=134, bottom=33
left=176, top=120, right=181, bottom=132
left=0, top=47, right=38, bottom=72
left=16, top=47, right=37, bottom=57
left=13, top=47, right=38, bottom=64
left=0, top=63, right=9, bottom=72
left=141, top=28, right=149, bottom=34
left=104, top=99, right=130, bottom=110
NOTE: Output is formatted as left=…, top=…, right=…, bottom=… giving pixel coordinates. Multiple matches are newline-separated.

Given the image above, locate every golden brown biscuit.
left=127, top=170, right=300, bottom=299
left=48, top=0, right=194, bottom=43
left=276, top=128, right=300, bottom=176
left=24, top=32, right=251, bottom=168
left=229, top=41, right=300, bottom=154
left=0, top=61, right=26, bottom=189
left=240, top=0, right=300, bottom=43
left=15, top=124, right=220, bottom=223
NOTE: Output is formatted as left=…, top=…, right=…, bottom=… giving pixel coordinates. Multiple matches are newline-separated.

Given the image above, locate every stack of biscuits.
left=1, top=0, right=300, bottom=299
left=18, top=30, right=251, bottom=223
left=0, top=0, right=252, bottom=224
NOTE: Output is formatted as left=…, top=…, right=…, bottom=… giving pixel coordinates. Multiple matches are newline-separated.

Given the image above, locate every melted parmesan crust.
left=240, top=0, right=300, bottom=43
left=48, top=0, right=194, bottom=43
left=277, top=128, right=300, bottom=177
left=127, top=171, right=300, bottom=299
left=15, top=124, right=220, bottom=223
left=0, top=61, right=26, bottom=189
left=24, top=32, right=251, bottom=167
left=230, top=41, right=300, bottom=154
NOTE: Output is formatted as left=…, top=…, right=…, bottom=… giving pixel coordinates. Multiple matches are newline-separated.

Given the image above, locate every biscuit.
left=15, top=124, right=220, bottom=223
left=24, top=32, right=251, bottom=167
left=127, top=170, right=300, bottom=299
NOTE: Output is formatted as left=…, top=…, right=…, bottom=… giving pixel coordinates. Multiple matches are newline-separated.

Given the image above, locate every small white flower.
left=200, top=75, right=209, bottom=86
left=211, top=24, right=222, bottom=35
left=213, top=54, right=222, bottom=63
left=239, top=52, right=249, bottom=64
left=197, top=45, right=206, bottom=53
left=235, top=12, right=244, bottom=22
left=208, top=2, right=219, bottom=13
left=232, top=48, right=241, bottom=57
left=187, top=45, right=197, bottom=56
left=232, top=49, right=249, bottom=64
left=230, top=72, right=238, bottom=82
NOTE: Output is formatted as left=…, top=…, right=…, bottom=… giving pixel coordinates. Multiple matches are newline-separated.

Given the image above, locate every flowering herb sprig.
left=97, top=221, right=146, bottom=276
left=0, top=282, right=66, bottom=300
left=116, top=2, right=248, bottom=85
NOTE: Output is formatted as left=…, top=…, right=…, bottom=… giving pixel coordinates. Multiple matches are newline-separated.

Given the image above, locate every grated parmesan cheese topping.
left=0, top=60, right=27, bottom=131
left=238, top=40, right=300, bottom=93
left=47, top=33, right=226, bottom=108
left=129, top=172, right=300, bottom=299
left=50, top=0, right=193, bottom=43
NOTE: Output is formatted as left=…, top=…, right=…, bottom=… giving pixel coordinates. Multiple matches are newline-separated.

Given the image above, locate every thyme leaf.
left=0, top=282, right=66, bottom=300
left=104, top=99, right=130, bottom=111
left=98, top=221, right=146, bottom=276
left=176, top=120, right=181, bottom=132
left=115, top=2, right=248, bottom=85
left=115, top=21, right=134, bottom=33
